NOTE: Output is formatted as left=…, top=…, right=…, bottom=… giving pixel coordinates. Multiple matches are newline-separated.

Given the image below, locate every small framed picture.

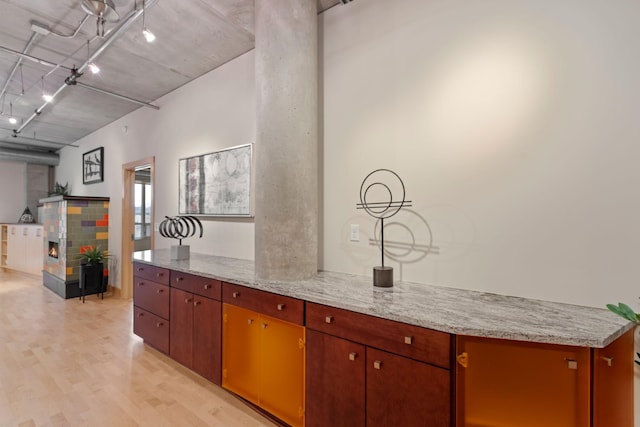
left=83, top=147, right=104, bottom=184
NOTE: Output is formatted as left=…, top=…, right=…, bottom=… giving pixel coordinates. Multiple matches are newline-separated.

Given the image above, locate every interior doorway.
left=121, top=157, right=155, bottom=299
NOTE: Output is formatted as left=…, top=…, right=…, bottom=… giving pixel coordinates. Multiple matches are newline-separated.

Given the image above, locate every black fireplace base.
left=43, top=271, right=106, bottom=299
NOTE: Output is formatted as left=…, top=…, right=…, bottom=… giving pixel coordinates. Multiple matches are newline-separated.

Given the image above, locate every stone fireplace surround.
left=40, top=195, right=110, bottom=299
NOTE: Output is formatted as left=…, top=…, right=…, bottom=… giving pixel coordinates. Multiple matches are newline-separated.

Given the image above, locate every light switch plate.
left=350, top=224, right=360, bottom=242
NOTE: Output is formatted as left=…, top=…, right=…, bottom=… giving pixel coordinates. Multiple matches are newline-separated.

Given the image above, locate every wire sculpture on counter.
left=159, top=215, right=203, bottom=260
left=356, top=169, right=412, bottom=287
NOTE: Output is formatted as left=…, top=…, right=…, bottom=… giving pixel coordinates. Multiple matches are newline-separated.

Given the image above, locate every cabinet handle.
left=404, top=336, right=413, bottom=345
left=204, top=284, right=211, bottom=290
left=156, top=322, right=164, bottom=327
left=137, top=267, right=144, bottom=272
left=565, top=358, right=578, bottom=370
left=156, top=272, right=164, bottom=278
left=138, top=282, right=144, bottom=286
left=247, top=318, right=254, bottom=325
left=373, top=360, right=382, bottom=370
left=194, top=300, right=201, bottom=307
left=156, top=289, right=163, bottom=294
left=456, top=352, right=468, bottom=368
left=277, top=303, right=285, bottom=311
left=175, top=277, right=184, bottom=282
left=262, top=323, right=268, bottom=329
left=348, top=352, right=358, bottom=361
left=232, top=292, right=240, bottom=298
left=325, top=316, right=334, bottom=324
left=602, top=356, right=614, bottom=367
left=137, top=312, right=144, bottom=318
left=185, top=298, right=193, bottom=303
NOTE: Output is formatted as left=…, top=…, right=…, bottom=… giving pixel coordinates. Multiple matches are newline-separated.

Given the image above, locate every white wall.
left=56, top=50, right=256, bottom=287
left=322, top=0, right=640, bottom=308
left=0, top=161, right=26, bottom=223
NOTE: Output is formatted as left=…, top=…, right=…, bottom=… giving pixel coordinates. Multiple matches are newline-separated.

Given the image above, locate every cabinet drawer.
left=133, top=262, right=170, bottom=285
left=134, top=278, right=170, bottom=319
left=170, top=270, right=222, bottom=300
left=222, top=282, right=304, bottom=325
left=134, top=307, right=169, bottom=354
left=306, top=302, right=450, bottom=368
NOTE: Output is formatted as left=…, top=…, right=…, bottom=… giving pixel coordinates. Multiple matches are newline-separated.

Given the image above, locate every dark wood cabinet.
left=132, top=262, right=170, bottom=354
left=305, top=302, right=452, bottom=427
left=305, top=330, right=365, bottom=427
left=170, top=272, right=222, bottom=385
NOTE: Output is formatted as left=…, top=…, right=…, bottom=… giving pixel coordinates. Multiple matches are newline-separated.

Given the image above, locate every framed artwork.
left=179, top=143, right=253, bottom=217
left=82, top=147, right=104, bottom=184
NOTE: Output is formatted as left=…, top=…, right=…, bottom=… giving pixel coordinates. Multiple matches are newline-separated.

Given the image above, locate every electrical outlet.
left=350, top=224, right=360, bottom=242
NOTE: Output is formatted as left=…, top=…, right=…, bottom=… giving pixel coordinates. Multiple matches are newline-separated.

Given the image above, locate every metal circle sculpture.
left=358, top=169, right=407, bottom=220
left=356, top=169, right=412, bottom=287
left=159, top=215, right=203, bottom=245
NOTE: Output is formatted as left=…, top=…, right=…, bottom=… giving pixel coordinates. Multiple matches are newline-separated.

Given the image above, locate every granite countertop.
left=133, top=249, right=632, bottom=348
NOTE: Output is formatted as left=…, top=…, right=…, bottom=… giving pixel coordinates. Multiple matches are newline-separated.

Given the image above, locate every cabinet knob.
left=404, top=336, right=413, bottom=345
left=456, top=352, right=469, bottom=368
left=137, top=267, right=144, bottom=272
left=156, top=289, right=163, bottom=294
left=262, top=323, right=268, bottom=329
left=232, top=292, right=240, bottom=298
left=194, top=300, right=201, bottom=307
left=373, top=360, right=382, bottom=370
left=348, top=352, right=358, bottom=361
left=156, top=272, right=164, bottom=278
left=185, top=298, right=192, bottom=303
left=137, top=312, right=144, bottom=318
left=204, top=284, right=211, bottom=290
left=138, top=282, right=144, bottom=286
left=247, top=318, right=254, bottom=325
left=176, top=277, right=184, bottom=282
left=156, top=322, right=164, bottom=327
left=602, top=356, right=614, bottom=367
left=325, top=316, right=334, bottom=324
left=277, top=303, right=285, bottom=311
left=565, top=358, right=578, bottom=370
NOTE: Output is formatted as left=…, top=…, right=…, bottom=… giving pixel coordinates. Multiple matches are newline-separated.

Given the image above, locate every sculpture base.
left=373, top=266, right=393, bottom=288
left=171, top=245, right=190, bottom=260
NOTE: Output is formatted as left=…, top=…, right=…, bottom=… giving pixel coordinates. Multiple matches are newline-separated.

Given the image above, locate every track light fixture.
left=8, top=103, right=17, bottom=124
left=142, top=0, right=156, bottom=42
left=87, top=41, right=100, bottom=74
left=42, top=76, right=53, bottom=103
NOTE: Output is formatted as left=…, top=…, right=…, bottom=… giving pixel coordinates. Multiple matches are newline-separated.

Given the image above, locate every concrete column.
left=254, top=0, right=318, bottom=280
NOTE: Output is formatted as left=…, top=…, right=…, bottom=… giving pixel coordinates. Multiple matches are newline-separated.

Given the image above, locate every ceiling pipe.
left=0, top=45, right=73, bottom=72
left=0, top=146, right=59, bottom=166
left=0, top=33, right=39, bottom=102
left=14, top=0, right=158, bottom=137
left=74, top=81, right=160, bottom=110
left=31, top=16, right=91, bottom=39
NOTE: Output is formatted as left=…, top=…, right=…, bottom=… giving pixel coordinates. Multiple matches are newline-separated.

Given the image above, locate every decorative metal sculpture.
left=357, top=169, right=412, bottom=287
left=159, top=215, right=203, bottom=260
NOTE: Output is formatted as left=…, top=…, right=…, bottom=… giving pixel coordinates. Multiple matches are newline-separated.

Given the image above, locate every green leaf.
left=606, top=303, right=639, bottom=323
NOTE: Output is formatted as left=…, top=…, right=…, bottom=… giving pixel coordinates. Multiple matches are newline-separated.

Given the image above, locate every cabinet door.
left=170, top=288, right=194, bottom=369
left=6, top=226, right=25, bottom=270
left=222, top=303, right=261, bottom=404
left=193, top=296, right=222, bottom=385
left=593, top=329, right=634, bottom=427
left=259, top=314, right=305, bottom=427
left=26, top=227, right=43, bottom=275
left=367, top=347, right=450, bottom=427
left=456, top=336, right=591, bottom=427
left=134, top=306, right=169, bottom=354
left=306, top=330, right=365, bottom=427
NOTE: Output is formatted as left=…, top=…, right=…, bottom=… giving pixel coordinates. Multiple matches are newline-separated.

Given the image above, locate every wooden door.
left=259, top=314, right=305, bottom=427
left=367, top=347, right=450, bottom=427
left=222, top=304, right=261, bottom=404
left=305, top=329, right=365, bottom=427
left=193, top=296, right=222, bottom=385
left=170, top=288, right=194, bottom=369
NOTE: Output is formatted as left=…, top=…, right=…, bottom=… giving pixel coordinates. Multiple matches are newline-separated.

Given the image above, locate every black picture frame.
left=83, top=147, right=104, bottom=184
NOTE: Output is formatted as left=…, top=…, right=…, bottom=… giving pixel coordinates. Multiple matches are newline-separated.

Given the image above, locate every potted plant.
left=78, top=246, right=110, bottom=302
left=607, top=302, right=640, bottom=365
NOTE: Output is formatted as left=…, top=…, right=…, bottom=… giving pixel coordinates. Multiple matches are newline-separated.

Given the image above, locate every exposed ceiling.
left=0, top=0, right=341, bottom=156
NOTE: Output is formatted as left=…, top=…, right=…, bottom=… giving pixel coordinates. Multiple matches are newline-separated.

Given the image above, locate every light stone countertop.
left=133, top=249, right=632, bottom=348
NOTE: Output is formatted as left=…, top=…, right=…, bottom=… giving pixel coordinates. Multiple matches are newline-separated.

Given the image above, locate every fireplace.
left=48, top=241, right=59, bottom=259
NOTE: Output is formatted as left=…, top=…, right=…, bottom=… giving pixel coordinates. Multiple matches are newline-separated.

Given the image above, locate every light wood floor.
left=0, top=269, right=278, bottom=427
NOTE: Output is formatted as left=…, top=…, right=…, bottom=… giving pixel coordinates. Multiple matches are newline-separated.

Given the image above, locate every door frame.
left=121, top=156, right=155, bottom=299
